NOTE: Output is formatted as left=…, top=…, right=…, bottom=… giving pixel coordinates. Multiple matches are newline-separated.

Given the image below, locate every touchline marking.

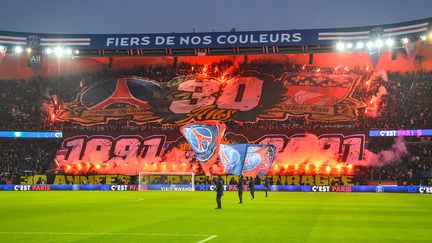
left=197, top=235, right=218, bottom=243
left=0, top=232, right=212, bottom=237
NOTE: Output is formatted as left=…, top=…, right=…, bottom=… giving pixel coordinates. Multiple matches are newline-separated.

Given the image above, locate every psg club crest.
left=26, top=35, right=41, bottom=47
left=180, top=121, right=226, bottom=175
left=218, top=144, right=275, bottom=177
left=182, top=125, right=215, bottom=161
left=243, top=146, right=263, bottom=171
left=56, top=76, right=162, bottom=125
left=219, top=145, right=241, bottom=170
left=218, top=144, right=247, bottom=176
left=242, top=145, right=276, bottom=177
left=369, top=27, right=384, bottom=39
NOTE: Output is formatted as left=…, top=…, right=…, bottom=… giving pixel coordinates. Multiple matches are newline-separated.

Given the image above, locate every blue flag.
left=243, top=144, right=277, bottom=178
left=257, top=145, right=277, bottom=177
left=219, top=144, right=248, bottom=176
left=219, top=144, right=277, bottom=177
left=180, top=121, right=226, bottom=176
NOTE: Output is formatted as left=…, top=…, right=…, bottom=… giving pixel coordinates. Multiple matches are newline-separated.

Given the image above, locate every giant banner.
left=0, top=17, right=429, bottom=49
left=56, top=72, right=365, bottom=125
left=52, top=130, right=366, bottom=176
left=18, top=174, right=356, bottom=186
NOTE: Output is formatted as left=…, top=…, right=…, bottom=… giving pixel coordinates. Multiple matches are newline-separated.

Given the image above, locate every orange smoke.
left=268, top=133, right=353, bottom=175
left=55, top=147, right=199, bottom=176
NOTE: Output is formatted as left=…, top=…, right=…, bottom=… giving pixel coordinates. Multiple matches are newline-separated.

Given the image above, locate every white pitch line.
left=0, top=232, right=211, bottom=237
left=197, top=235, right=218, bottom=243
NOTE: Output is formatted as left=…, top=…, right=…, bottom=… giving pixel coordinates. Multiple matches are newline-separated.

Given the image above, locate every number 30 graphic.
left=169, top=77, right=264, bottom=113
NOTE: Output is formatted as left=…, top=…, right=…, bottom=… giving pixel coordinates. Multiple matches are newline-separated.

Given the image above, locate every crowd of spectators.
left=0, top=139, right=59, bottom=183
left=0, top=60, right=431, bottom=184
left=354, top=141, right=432, bottom=186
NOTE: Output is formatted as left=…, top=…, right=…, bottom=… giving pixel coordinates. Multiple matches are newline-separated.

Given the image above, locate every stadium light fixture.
left=336, top=42, right=345, bottom=51
left=346, top=42, right=353, bottom=49
left=385, top=39, right=394, bottom=48
left=375, top=39, right=384, bottom=48
left=54, top=47, right=63, bottom=56
left=74, top=50, right=80, bottom=55
left=429, top=32, right=432, bottom=39
left=14, top=46, right=23, bottom=54
left=356, top=42, right=364, bottom=49
left=64, top=48, right=72, bottom=55
left=366, top=41, right=374, bottom=49
left=45, top=48, right=52, bottom=55
left=401, top=38, right=409, bottom=44
left=26, top=48, right=32, bottom=54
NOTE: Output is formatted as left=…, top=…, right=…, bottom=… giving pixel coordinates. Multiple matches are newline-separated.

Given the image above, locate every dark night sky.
left=1, top=0, right=431, bottom=34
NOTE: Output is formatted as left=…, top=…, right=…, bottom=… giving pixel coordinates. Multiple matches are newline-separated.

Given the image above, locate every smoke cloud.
left=361, top=137, right=408, bottom=166
left=269, top=133, right=408, bottom=175
left=365, top=86, right=388, bottom=117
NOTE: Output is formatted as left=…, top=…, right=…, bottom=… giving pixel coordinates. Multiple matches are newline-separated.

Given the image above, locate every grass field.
left=0, top=191, right=431, bottom=242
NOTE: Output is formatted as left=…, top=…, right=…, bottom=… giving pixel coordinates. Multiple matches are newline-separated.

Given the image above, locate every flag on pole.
left=242, top=145, right=277, bottom=178
left=180, top=121, right=226, bottom=176
left=368, top=50, right=382, bottom=69
left=257, top=145, right=277, bottom=177
left=404, top=40, right=421, bottom=62
left=219, top=144, right=248, bottom=176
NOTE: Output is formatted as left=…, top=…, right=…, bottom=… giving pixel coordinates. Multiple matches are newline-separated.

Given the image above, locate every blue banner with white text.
left=0, top=17, right=429, bottom=49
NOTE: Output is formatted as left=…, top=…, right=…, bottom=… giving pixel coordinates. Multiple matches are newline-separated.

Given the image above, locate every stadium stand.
left=0, top=61, right=431, bottom=185
left=0, top=17, right=431, bottom=187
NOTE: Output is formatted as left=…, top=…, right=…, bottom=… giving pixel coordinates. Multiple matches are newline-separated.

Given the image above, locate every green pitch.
left=0, top=191, right=431, bottom=242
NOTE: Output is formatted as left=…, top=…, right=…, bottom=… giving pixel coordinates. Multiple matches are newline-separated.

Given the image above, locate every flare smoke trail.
left=365, top=86, right=388, bottom=117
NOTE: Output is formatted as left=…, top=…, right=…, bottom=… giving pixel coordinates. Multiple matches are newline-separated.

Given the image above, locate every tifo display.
left=0, top=18, right=431, bottom=190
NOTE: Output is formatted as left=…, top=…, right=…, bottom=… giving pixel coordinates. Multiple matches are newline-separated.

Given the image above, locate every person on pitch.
left=215, top=175, right=224, bottom=209
left=237, top=175, right=244, bottom=204
left=249, top=176, right=255, bottom=200
left=264, top=177, right=270, bottom=197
